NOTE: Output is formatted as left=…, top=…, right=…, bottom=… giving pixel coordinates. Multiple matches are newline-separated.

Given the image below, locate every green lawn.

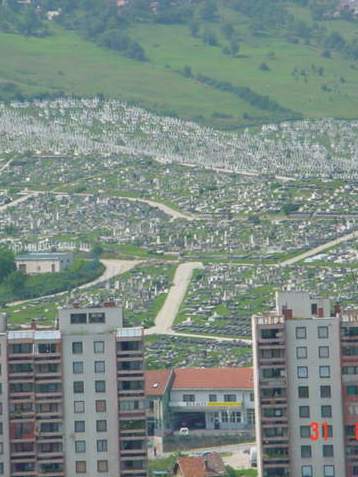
left=0, top=12, right=357, bottom=128
left=133, top=22, right=358, bottom=120
left=0, top=28, right=263, bottom=127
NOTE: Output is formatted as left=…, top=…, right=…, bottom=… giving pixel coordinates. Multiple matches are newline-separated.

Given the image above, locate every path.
left=146, top=262, right=204, bottom=335
left=8, top=259, right=141, bottom=306
left=78, top=259, right=141, bottom=289
left=0, top=191, right=40, bottom=212
left=46, top=191, right=194, bottom=222
left=280, top=230, right=358, bottom=266
left=123, top=197, right=194, bottom=221
left=0, top=158, right=13, bottom=174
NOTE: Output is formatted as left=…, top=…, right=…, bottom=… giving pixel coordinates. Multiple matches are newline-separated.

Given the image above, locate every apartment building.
left=252, top=290, right=358, bottom=477
left=0, top=302, right=147, bottom=477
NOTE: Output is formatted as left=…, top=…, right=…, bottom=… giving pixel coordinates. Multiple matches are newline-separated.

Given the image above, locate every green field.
left=0, top=3, right=357, bottom=128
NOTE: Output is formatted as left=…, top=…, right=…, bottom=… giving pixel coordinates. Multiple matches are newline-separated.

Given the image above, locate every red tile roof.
left=174, top=454, right=225, bottom=477
left=145, top=369, right=172, bottom=396
left=172, top=367, right=253, bottom=390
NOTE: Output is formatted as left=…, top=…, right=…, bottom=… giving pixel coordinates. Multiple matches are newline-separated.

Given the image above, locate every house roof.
left=145, top=369, right=172, bottom=396
left=174, top=453, right=225, bottom=477
left=16, top=252, right=71, bottom=261
left=172, top=367, right=253, bottom=390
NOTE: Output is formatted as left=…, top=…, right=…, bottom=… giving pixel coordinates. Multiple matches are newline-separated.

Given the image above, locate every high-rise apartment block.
left=253, top=290, right=358, bottom=477
left=0, top=303, right=147, bottom=477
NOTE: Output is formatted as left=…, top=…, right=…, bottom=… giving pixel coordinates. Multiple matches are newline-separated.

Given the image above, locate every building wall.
left=16, top=253, right=73, bottom=274
left=0, top=333, right=10, bottom=477
left=62, top=332, right=120, bottom=477
left=170, top=389, right=254, bottom=430
left=286, top=317, right=346, bottom=476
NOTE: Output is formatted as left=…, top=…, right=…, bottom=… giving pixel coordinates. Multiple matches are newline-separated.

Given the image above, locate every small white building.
left=15, top=252, right=73, bottom=274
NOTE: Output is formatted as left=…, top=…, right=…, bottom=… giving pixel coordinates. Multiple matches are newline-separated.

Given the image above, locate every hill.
left=0, top=0, right=357, bottom=128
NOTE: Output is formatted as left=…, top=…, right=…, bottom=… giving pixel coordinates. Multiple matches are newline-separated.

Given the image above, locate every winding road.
left=7, top=259, right=141, bottom=306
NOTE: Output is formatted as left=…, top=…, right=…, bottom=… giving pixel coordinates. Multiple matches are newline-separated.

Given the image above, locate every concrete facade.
left=0, top=304, right=147, bottom=477
left=253, top=290, right=358, bottom=477
left=15, top=252, right=73, bottom=274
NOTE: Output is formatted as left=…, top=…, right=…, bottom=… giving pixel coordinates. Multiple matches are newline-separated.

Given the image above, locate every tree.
left=90, top=244, right=103, bottom=258
left=0, top=247, right=15, bottom=282
left=199, top=0, right=218, bottom=22
left=5, top=271, right=26, bottom=293
left=183, top=65, right=192, bottom=78
left=203, top=29, right=218, bottom=46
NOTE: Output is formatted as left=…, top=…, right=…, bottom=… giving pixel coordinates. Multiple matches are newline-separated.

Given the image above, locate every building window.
left=0, top=443, right=3, bottom=455
left=0, top=463, right=3, bottom=475
left=298, top=386, right=309, bottom=398
left=318, top=326, right=329, bottom=339
left=95, top=361, right=105, bottom=374
left=97, top=440, right=108, bottom=452
left=71, top=313, right=87, bottom=324
left=95, top=381, right=106, bottom=393
left=224, top=394, right=237, bottom=402
left=38, top=343, right=57, bottom=354
left=96, top=420, right=107, bottom=432
left=89, top=313, right=105, bottom=324
left=0, top=404, right=2, bottom=415
left=320, top=366, right=331, bottom=378
left=72, top=342, right=83, bottom=354
left=323, top=445, right=334, bottom=457
left=324, top=465, right=335, bottom=477
left=300, top=426, right=311, bottom=438
left=301, top=445, right=312, bottom=458
left=298, top=367, right=308, bottom=379
left=296, top=327, right=307, bottom=339
left=73, top=381, right=84, bottom=394
left=347, top=385, right=358, bottom=396
left=73, top=362, right=84, bottom=374
left=97, top=460, right=108, bottom=473
left=321, top=405, right=332, bottom=418
left=96, top=400, right=107, bottom=413
left=297, top=347, right=308, bottom=359
left=319, top=346, right=330, bottom=359
left=221, top=411, right=229, bottom=423
left=302, top=466, right=313, bottom=477
left=209, top=394, right=217, bottom=402
left=250, top=392, right=254, bottom=402
left=299, top=406, right=310, bottom=418
left=75, top=440, right=86, bottom=453
left=74, top=421, right=85, bottom=433
left=74, top=401, right=85, bottom=414
left=247, top=409, right=255, bottom=424
left=76, top=461, right=87, bottom=473
left=94, top=341, right=105, bottom=353
left=183, top=394, right=195, bottom=402
left=320, top=385, right=331, bottom=398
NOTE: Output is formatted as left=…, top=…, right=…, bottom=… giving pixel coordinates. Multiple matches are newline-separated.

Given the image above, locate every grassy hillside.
left=0, top=0, right=357, bottom=128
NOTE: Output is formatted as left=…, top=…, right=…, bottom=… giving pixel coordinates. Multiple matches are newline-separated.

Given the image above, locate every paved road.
left=146, top=262, right=204, bottom=335
left=280, top=230, right=358, bottom=266
left=8, top=259, right=141, bottom=306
